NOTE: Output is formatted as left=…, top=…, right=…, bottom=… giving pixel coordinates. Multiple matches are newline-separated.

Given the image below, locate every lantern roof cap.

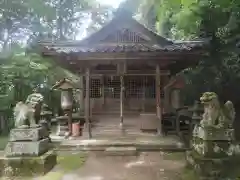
left=51, top=78, right=77, bottom=90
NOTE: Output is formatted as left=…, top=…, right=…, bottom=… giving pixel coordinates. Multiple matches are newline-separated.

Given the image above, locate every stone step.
left=93, top=111, right=140, bottom=115
left=99, top=107, right=138, bottom=112
left=93, top=131, right=142, bottom=136
left=104, top=146, right=137, bottom=156
left=59, top=136, right=187, bottom=152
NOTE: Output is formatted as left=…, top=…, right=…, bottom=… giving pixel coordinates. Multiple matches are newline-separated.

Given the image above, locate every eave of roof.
left=40, top=41, right=206, bottom=54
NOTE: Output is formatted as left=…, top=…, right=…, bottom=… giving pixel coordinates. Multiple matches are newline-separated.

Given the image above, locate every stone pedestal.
left=0, top=126, right=57, bottom=177
left=40, top=112, right=52, bottom=132
left=0, top=150, right=56, bottom=177
left=187, top=125, right=240, bottom=179
left=56, top=116, right=69, bottom=136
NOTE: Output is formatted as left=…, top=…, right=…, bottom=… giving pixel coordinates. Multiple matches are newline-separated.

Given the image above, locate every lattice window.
left=125, top=76, right=156, bottom=99
left=90, top=78, right=101, bottom=98
left=104, top=76, right=120, bottom=98
left=83, top=75, right=164, bottom=99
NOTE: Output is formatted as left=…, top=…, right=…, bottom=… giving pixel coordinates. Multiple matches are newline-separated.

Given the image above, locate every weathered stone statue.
left=25, top=87, right=44, bottom=124
left=187, top=92, right=240, bottom=179
left=199, top=92, right=235, bottom=129
left=0, top=89, right=56, bottom=177
left=13, top=101, right=39, bottom=128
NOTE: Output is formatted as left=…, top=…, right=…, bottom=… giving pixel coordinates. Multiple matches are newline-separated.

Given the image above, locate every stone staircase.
left=59, top=135, right=187, bottom=153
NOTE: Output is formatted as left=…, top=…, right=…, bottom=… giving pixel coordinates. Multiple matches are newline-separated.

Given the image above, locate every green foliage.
left=138, top=0, right=240, bottom=105
left=0, top=136, right=8, bottom=150
left=0, top=0, right=115, bottom=134
left=180, top=166, right=199, bottom=180
left=0, top=52, right=82, bottom=132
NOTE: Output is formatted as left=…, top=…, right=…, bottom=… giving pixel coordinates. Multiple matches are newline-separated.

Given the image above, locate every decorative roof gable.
left=80, top=16, right=173, bottom=46
left=99, top=28, right=148, bottom=43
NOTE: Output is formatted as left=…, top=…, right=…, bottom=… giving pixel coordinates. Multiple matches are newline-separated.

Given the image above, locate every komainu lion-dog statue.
left=199, top=92, right=235, bottom=129
left=13, top=101, right=40, bottom=128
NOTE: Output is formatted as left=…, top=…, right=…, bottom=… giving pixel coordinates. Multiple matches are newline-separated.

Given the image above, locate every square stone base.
left=186, top=151, right=240, bottom=179
left=191, top=137, right=234, bottom=158
left=4, top=138, right=49, bottom=157
left=0, top=150, right=57, bottom=177
left=193, top=126, right=234, bottom=141
left=9, top=127, right=49, bottom=142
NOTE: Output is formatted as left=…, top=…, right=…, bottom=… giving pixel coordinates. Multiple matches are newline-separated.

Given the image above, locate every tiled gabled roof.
left=38, top=15, right=208, bottom=55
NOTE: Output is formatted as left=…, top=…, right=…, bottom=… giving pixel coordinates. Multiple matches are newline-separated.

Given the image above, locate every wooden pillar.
left=101, top=75, right=105, bottom=106
left=120, top=75, right=124, bottom=127
left=141, top=78, right=146, bottom=112
left=79, top=76, right=84, bottom=115
left=85, top=67, right=92, bottom=139
left=163, top=76, right=170, bottom=113
left=67, top=110, right=72, bottom=136
left=164, top=87, right=170, bottom=113
left=156, top=64, right=163, bottom=135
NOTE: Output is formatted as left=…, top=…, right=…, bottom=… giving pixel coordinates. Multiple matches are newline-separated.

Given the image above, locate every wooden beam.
left=42, top=50, right=206, bottom=60
left=78, top=71, right=170, bottom=76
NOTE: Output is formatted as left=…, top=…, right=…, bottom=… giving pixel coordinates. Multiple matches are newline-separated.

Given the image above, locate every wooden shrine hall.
left=37, top=12, right=207, bottom=139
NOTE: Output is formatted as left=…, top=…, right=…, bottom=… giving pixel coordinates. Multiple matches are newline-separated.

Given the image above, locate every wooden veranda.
left=37, top=12, right=207, bottom=139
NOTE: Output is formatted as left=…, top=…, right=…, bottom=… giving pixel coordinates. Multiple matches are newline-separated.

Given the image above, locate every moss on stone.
left=0, top=151, right=87, bottom=179
left=186, top=150, right=240, bottom=179
left=0, top=150, right=57, bottom=177
left=192, top=136, right=234, bottom=158
left=0, top=172, right=64, bottom=180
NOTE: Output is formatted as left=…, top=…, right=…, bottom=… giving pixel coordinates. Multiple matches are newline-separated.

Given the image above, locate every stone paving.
left=59, top=152, right=185, bottom=180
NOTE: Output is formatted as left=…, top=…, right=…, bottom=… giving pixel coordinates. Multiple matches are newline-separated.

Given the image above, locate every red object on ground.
left=72, top=122, right=80, bottom=137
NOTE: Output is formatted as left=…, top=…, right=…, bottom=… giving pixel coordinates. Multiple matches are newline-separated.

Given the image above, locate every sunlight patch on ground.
left=125, top=160, right=145, bottom=168
left=77, top=139, right=106, bottom=145
left=73, top=176, right=104, bottom=180
left=81, top=139, right=99, bottom=143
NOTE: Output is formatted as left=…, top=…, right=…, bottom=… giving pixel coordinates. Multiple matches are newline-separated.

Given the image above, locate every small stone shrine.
left=186, top=92, right=240, bottom=179
left=0, top=99, right=56, bottom=177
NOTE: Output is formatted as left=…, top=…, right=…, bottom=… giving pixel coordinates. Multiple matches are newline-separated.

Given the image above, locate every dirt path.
left=61, top=152, right=186, bottom=180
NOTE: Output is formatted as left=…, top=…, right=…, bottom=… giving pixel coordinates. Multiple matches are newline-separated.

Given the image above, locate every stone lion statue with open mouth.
left=199, top=92, right=235, bottom=129
left=14, top=101, right=40, bottom=128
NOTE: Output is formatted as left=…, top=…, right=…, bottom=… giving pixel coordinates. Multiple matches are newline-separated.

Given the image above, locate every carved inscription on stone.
left=4, top=138, right=49, bottom=157
left=9, top=127, right=48, bottom=142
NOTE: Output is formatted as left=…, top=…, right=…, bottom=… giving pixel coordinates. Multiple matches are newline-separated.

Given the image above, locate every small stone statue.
left=13, top=101, right=39, bottom=128
left=14, top=88, right=44, bottom=128
left=25, top=87, right=44, bottom=124
left=199, top=92, right=235, bottom=129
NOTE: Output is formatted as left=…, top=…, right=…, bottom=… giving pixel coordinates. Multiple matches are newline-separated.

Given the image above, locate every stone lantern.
left=52, top=78, right=76, bottom=137
left=188, top=100, right=203, bottom=135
